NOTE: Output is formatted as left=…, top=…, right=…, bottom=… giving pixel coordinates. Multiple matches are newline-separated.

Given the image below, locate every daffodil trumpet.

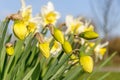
left=35, top=32, right=50, bottom=58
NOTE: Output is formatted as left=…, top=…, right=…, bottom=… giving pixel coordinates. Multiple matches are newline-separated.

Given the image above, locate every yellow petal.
left=53, top=28, right=64, bottom=44
left=89, top=42, right=95, bottom=47
left=80, top=56, right=93, bottom=73
left=100, top=48, right=107, bottom=56
left=44, top=11, right=57, bottom=25
left=22, top=6, right=32, bottom=22
left=71, top=55, right=79, bottom=63
left=62, top=40, right=72, bottom=54
left=50, top=41, right=61, bottom=54
left=6, top=47, right=14, bottom=56
left=84, top=24, right=94, bottom=32
left=13, top=20, right=29, bottom=40
left=27, top=22, right=37, bottom=33
left=39, top=42, right=50, bottom=58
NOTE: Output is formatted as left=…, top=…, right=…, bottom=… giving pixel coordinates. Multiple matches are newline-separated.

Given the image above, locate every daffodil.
left=65, top=15, right=83, bottom=34
left=6, top=43, right=14, bottom=56
left=35, top=33, right=50, bottom=58
left=94, top=42, right=108, bottom=61
left=50, top=40, right=62, bottom=56
left=79, top=31, right=99, bottom=40
left=39, top=42, right=50, bottom=58
left=62, top=40, right=72, bottom=54
left=12, top=0, right=41, bottom=40
left=41, top=2, right=60, bottom=26
left=13, top=20, right=29, bottom=40
left=89, top=42, right=109, bottom=61
left=53, top=27, right=64, bottom=44
left=80, top=55, right=93, bottom=73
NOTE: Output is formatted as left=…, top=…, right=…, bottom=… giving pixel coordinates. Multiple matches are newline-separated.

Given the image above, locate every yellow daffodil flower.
left=6, top=43, right=14, bottom=56
left=50, top=40, right=62, bottom=56
left=41, top=2, right=60, bottom=26
left=12, top=0, right=41, bottom=40
left=79, top=31, right=99, bottom=40
left=94, top=42, right=108, bottom=61
left=39, top=42, right=50, bottom=58
left=53, top=27, right=64, bottom=44
left=13, top=20, right=29, bottom=40
left=80, top=55, right=93, bottom=73
left=89, top=42, right=108, bottom=61
left=62, top=40, right=72, bottom=54
left=65, top=15, right=83, bottom=34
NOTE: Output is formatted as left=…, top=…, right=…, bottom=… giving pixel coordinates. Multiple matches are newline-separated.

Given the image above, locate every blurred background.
left=0, top=0, right=120, bottom=79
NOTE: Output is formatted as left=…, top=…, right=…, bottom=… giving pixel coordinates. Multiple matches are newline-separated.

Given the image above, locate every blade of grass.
left=97, top=72, right=111, bottom=80
left=63, top=65, right=82, bottom=80
left=23, top=59, right=40, bottom=80
left=0, top=19, right=10, bottom=53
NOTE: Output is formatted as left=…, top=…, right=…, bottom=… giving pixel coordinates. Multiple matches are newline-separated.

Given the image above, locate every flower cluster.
left=6, top=0, right=108, bottom=74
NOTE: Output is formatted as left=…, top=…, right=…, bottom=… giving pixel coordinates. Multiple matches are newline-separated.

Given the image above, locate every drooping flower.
left=46, top=24, right=64, bottom=44
left=35, top=33, right=50, bottom=58
left=39, top=42, right=50, bottom=58
left=13, top=20, right=29, bottom=40
left=53, top=27, right=64, bottom=44
left=89, top=41, right=109, bottom=61
left=41, top=2, right=60, bottom=26
left=12, top=0, right=41, bottom=40
left=6, top=43, right=14, bottom=56
left=62, top=40, right=72, bottom=54
left=80, top=55, right=93, bottom=73
left=94, top=42, right=109, bottom=61
left=50, top=40, right=62, bottom=56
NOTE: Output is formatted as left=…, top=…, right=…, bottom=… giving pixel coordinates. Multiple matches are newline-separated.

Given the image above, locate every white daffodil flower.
left=40, top=2, right=60, bottom=26
left=65, top=15, right=95, bottom=35
left=65, top=15, right=83, bottom=34
left=20, top=0, right=41, bottom=33
left=50, top=40, right=62, bottom=56
left=94, top=41, right=109, bottom=62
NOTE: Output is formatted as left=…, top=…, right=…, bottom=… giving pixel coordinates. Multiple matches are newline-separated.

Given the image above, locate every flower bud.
left=80, top=55, right=93, bottom=73
left=39, top=42, right=50, bottom=58
left=62, top=40, right=72, bottom=54
left=53, top=28, right=64, bottom=44
left=79, top=31, right=99, bottom=40
left=6, top=43, right=14, bottom=56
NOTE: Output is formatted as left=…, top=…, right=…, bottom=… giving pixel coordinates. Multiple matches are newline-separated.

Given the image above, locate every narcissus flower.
left=50, top=40, right=62, bottom=56
left=53, top=27, right=64, bottom=44
left=62, top=40, right=72, bottom=54
left=35, top=33, right=50, bottom=58
left=13, top=20, right=29, bottom=40
left=65, top=15, right=83, bottom=34
left=12, top=0, right=41, bottom=40
left=94, top=42, right=109, bottom=61
left=46, top=24, right=64, bottom=44
left=79, top=31, right=99, bottom=40
left=39, top=42, right=50, bottom=58
left=6, top=43, right=14, bottom=56
left=41, top=2, right=60, bottom=26
left=80, top=55, right=93, bottom=73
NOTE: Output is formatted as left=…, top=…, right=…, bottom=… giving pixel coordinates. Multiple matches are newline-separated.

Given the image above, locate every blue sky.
left=0, top=0, right=120, bottom=37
